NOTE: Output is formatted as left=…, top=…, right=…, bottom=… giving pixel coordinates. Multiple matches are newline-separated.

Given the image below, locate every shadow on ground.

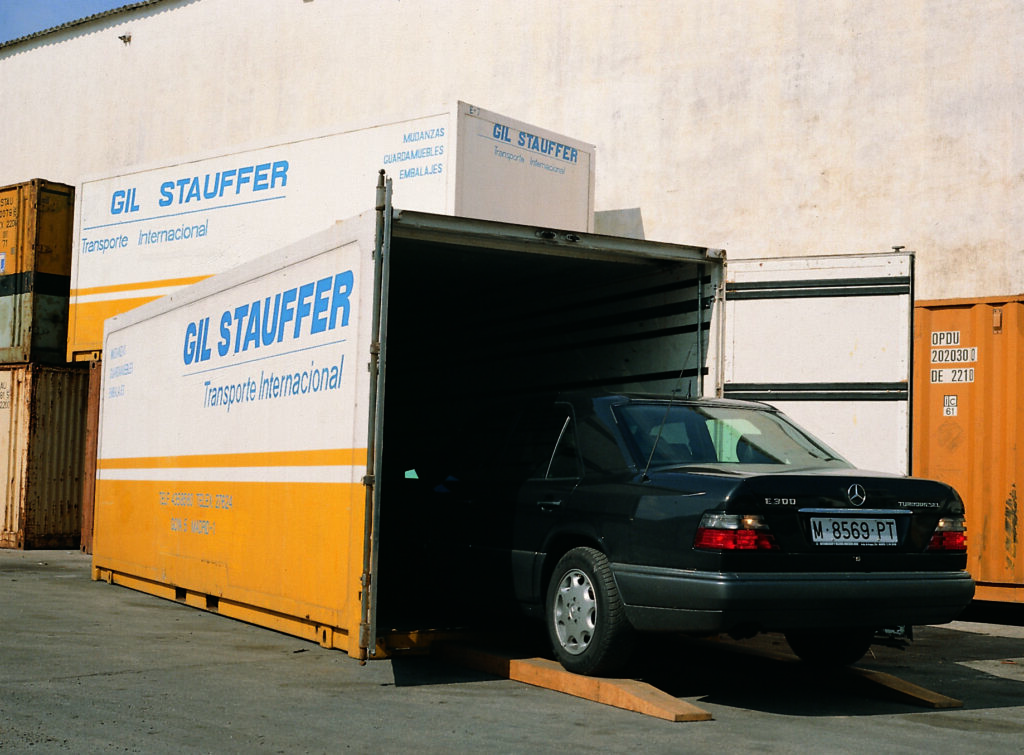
left=397, top=615, right=1024, bottom=719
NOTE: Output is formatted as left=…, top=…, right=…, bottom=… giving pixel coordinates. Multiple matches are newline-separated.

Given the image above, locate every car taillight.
left=695, top=513, right=779, bottom=551
left=928, top=517, right=967, bottom=552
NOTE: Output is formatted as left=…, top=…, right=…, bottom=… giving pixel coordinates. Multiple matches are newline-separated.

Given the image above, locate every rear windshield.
left=615, top=402, right=851, bottom=471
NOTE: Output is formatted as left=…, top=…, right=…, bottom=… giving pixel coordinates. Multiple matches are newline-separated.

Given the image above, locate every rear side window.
left=516, top=403, right=581, bottom=480
left=576, top=413, right=631, bottom=474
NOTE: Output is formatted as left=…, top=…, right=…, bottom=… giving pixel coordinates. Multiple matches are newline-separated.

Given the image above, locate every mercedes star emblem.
left=847, top=483, right=867, bottom=506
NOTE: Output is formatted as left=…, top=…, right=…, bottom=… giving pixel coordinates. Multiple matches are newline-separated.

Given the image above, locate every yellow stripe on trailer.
left=68, top=276, right=212, bottom=360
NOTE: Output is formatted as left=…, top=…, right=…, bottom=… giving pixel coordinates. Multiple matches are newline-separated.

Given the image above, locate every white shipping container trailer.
left=92, top=177, right=915, bottom=658
left=69, top=102, right=595, bottom=361
left=91, top=178, right=722, bottom=658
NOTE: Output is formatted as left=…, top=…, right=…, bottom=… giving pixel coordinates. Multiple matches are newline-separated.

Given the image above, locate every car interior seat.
left=735, top=435, right=773, bottom=463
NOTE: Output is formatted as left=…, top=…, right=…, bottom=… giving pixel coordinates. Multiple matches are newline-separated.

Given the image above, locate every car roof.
left=557, top=390, right=779, bottom=413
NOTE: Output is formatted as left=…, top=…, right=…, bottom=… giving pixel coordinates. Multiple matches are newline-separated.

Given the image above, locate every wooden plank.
left=437, top=645, right=712, bottom=722
left=511, top=657, right=712, bottom=722
left=694, top=637, right=964, bottom=709
left=847, top=667, right=964, bottom=709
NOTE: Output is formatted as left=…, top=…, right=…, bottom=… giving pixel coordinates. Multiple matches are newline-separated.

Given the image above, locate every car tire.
left=546, top=547, right=633, bottom=676
left=784, top=628, right=874, bottom=667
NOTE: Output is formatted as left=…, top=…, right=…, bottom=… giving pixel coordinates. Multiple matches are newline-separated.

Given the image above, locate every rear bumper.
left=612, top=564, right=976, bottom=633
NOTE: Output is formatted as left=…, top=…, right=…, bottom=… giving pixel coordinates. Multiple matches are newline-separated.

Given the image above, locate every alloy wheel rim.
left=552, top=568, right=597, bottom=655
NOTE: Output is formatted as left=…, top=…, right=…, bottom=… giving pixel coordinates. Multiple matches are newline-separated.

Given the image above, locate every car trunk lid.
left=709, top=470, right=967, bottom=569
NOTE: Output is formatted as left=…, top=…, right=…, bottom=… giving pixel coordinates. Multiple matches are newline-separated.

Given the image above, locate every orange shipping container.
left=0, top=179, right=75, bottom=364
left=0, top=363, right=89, bottom=549
left=913, top=296, right=1024, bottom=603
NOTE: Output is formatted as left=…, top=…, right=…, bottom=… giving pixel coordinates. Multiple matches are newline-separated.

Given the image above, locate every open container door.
left=723, top=252, right=914, bottom=475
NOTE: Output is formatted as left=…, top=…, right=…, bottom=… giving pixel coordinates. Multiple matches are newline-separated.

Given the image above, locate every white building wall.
left=2, top=0, right=1021, bottom=300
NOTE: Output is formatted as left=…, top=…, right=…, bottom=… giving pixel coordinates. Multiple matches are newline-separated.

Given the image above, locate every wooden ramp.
left=438, top=644, right=713, bottom=722
left=710, top=640, right=964, bottom=709
left=846, top=666, right=963, bottom=709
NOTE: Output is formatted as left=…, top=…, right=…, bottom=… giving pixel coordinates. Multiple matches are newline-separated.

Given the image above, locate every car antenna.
left=641, top=343, right=697, bottom=482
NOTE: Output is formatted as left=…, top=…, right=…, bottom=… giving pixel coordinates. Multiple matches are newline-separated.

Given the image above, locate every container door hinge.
left=368, top=341, right=380, bottom=373
left=358, top=570, right=374, bottom=652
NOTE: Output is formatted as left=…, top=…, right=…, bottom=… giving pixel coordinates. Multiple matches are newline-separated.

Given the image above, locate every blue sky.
left=1, top=0, right=132, bottom=43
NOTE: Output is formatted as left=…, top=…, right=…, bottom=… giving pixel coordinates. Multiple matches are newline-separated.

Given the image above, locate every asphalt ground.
left=3, top=549, right=1024, bottom=753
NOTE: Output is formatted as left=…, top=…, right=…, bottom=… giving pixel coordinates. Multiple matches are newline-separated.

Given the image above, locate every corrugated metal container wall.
left=0, top=179, right=74, bottom=364
left=79, top=360, right=102, bottom=554
left=0, top=363, right=89, bottom=549
left=913, top=296, right=1024, bottom=603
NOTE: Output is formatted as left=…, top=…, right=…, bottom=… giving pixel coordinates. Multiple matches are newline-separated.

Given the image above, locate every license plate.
left=810, top=517, right=898, bottom=545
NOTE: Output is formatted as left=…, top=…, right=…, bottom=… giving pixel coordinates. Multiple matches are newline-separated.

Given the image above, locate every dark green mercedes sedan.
left=483, top=393, right=972, bottom=674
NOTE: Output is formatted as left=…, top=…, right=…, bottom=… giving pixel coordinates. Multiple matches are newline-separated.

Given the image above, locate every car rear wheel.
left=784, top=627, right=875, bottom=667
left=546, top=547, right=633, bottom=676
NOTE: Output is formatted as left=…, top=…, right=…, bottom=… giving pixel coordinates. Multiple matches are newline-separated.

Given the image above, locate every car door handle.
left=537, top=500, right=563, bottom=512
